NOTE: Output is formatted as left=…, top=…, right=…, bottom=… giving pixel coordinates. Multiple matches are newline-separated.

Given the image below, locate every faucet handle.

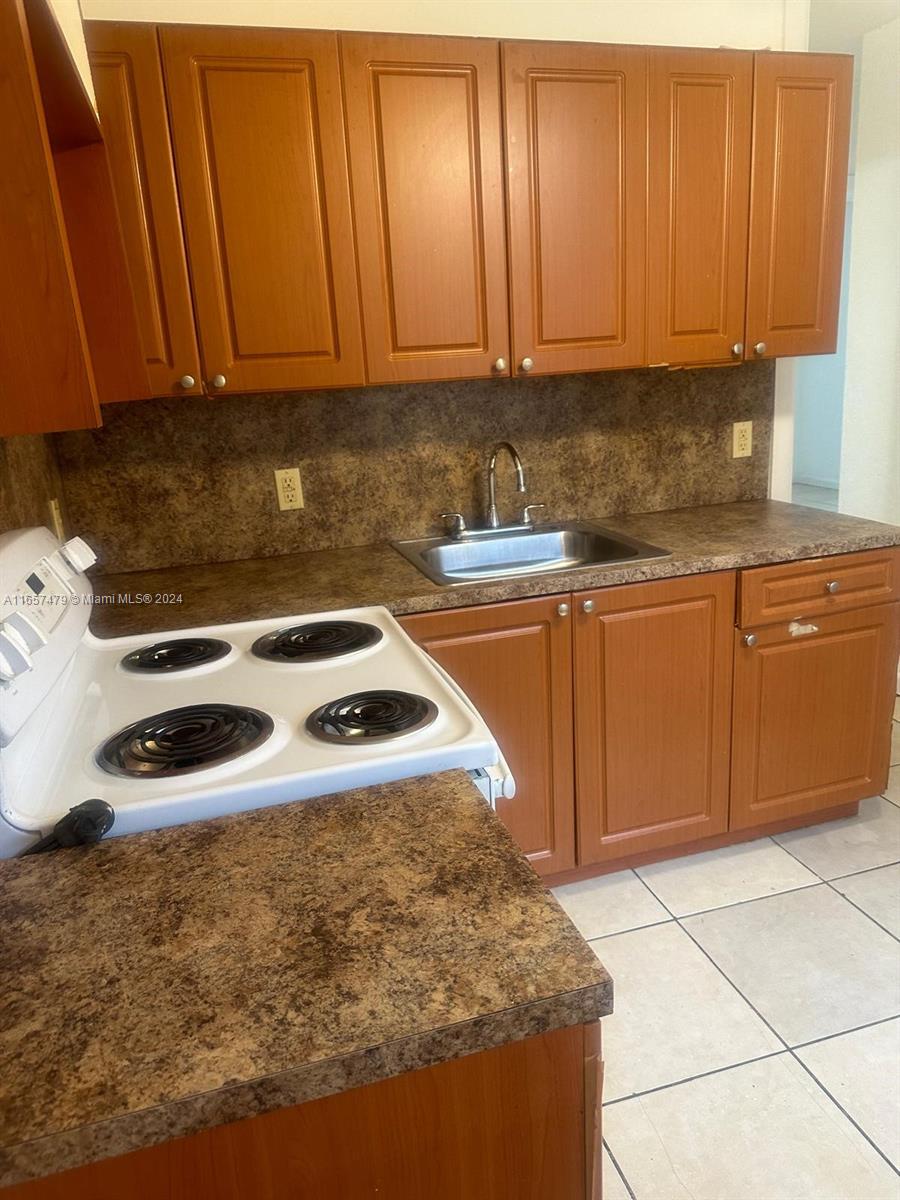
left=437, top=511, right=468, bottom=538
left=521, top=503, right=546, bottom=527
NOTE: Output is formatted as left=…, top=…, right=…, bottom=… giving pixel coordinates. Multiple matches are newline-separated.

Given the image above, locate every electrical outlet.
left=47, top=497, right=65, bottom=540
left=732, top=421, right=753, bottom=458
left=274, top=467, right=304, bottom=511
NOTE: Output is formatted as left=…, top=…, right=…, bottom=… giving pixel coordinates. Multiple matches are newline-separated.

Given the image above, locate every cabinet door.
left=341, top=33, right=509, bottom=384
left=503, top=41, right=647, bottom=376
left=745, top=52, right=852, bottom=360
left=159, top=25, right=365, bottom=393
left=647, top=48, right=752, bottom=366
left=575, top=573, right=736, bottom=865
left=731, top=603, right=899, bottom=830
left=401, top=597, right=575, bottom=875
left=87, top=22, right=203, bottom=397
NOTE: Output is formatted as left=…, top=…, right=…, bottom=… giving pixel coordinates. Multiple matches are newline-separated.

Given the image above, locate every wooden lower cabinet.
left=574, top=572, right=736, bottom=865
left=731, top=602, right=899, bottom=829
left=4, top=1025, right=601, bottom=1200
left=401, top=596, right=576, bottom=874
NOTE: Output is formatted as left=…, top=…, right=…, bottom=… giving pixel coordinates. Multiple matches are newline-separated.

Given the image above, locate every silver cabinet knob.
left=825, top=580, right=840, bottom=594
left=743, top=633, right=758, bottom=647
left=753, top=342, right=766, bottom=356
left=557, top=602, right=570, bottom=617
left=493, top=357, right=507, bottom=372
left=582, top=599, right=595, bottom=614
left=210, top=374, right=227, bottom=389
left=178, top=374, right=196, bottom=389
left=732, top=342, right=743, bottom=357
left=519, top=357, right=534, bottom=373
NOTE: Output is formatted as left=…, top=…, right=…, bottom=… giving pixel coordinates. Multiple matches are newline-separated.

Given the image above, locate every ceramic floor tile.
left=884, top=766, right=900, bottom=807
left=774, top=796, right=900, bottom=880
left=602, top=1149, right=632, bottom=1200
left=552, top=870, right=669, bottom=940
left=636, top=837, right=818, bottom=916
left=796, top=1018, right=900, bottom=1169
left=832, top=863, right=900, bottom=937
left=683, top=885, right=900, bottom=1045
left=604, top=1053, right=900, bottom=1200
left=588, top=922, right=780, bottom=1101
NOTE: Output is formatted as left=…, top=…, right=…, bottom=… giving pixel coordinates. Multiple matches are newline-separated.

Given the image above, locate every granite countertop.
left=89, top=499, right=900, bottom=638
left=0, top=772, right=611, bottom=1188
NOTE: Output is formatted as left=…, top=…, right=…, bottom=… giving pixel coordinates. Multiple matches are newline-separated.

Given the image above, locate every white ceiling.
left=809, top=0, right=900, bottom=51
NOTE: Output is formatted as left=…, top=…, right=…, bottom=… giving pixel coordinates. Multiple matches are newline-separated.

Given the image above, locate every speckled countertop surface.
left=0, top=772, right=611, bottom=1187
left=89, top=500, right=900, bottom=637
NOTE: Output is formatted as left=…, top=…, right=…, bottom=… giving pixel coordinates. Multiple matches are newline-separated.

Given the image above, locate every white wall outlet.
left=732, top=421, right=753, bottom=458
left=274, top=467, right=304, bottom=511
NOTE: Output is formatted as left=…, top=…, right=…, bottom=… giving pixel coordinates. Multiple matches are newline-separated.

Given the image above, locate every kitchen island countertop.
left=0, top=771, right=611, bottom=1187
left=88, top=499, right=900, bottom=638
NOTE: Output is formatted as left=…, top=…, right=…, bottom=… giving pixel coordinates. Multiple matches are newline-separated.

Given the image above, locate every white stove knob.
left=3, top=612, right=47, bottom=653
left=60, top=536, right=97, bottom=574
left=0, top=631, right=33, bottom=681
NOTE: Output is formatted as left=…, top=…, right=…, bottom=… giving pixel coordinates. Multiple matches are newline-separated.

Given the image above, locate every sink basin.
left=392, top=522, right=670, bottom=586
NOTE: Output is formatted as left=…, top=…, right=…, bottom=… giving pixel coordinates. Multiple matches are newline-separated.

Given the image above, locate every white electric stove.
left=0, top=527, right=513, bottom=857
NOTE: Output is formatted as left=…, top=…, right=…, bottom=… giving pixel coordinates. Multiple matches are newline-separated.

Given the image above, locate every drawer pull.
left=743, top=633, right=758, bottom=647
left=557, top=602, right=570, bottom=617
left=582, top=599, right=595, bottom=614
left=825, top=580, right=841, bottom=594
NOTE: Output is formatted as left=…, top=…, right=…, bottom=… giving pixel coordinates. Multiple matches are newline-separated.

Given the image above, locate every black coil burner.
left=120, top=638, right=232, bottom=673
left=251, top=620, right=383, bottom=663
left=97, top=703, right=274, bottom=778
left=306, top=690, right=438, bottom=744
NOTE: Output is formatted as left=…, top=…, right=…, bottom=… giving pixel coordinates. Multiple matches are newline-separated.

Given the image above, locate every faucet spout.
left=486, top=442, right=526, bottom=529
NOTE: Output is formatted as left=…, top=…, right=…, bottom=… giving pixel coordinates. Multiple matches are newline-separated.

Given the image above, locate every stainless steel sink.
left=392, top=522, right=670, bottom=586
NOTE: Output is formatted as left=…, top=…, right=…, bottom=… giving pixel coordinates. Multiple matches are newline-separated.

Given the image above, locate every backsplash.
left=0, top=434, right=62, bottom=537
left=53, top=363, right=775, bottom=575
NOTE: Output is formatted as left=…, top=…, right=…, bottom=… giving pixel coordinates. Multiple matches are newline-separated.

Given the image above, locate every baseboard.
left=793, top=476, right=839, bottom=491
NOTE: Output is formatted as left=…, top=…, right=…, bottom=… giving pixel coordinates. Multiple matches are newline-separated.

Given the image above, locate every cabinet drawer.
left=739, top=547, right=900, bottom=627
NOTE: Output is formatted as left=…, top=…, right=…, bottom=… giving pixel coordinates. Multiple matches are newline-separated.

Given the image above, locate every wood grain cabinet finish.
left=86, top=22, right=203, bottom=397
left=574, top=572, right=736, bottom=865
left=731, top=603, right=899, bottom=829
left=400, top=596, right=576, bottom=875
left=2, top=1025, right=598, bottom=1200
left=739, top=547, right=900, bottom=627
left=647, top=48, right=752, bottom=366
left=159, top=25, right=365, bottom=394
left=502, top=41, right=647, bottom=375
left=745, top=51, right=852, bottom=360
left=341, top=33, right=510, bottom=383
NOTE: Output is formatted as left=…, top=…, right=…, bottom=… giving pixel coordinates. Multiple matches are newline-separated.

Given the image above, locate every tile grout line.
left=788, top=1049, right=900, bottom=1179
left=601, top=1047, right=788, bottom=1108
left=791, top=1012, right=900, bottom=1052
left=602, top=1138, right=637, bottom=1200
left=824, top=879, right=900, bottom=945
left=828, top=856, right=900, bottom=883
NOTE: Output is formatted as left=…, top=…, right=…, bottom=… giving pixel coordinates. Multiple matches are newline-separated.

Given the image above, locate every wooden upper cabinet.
left=745, top=51, right=852, bottom=360
left=647, top=48, right=752, bottom=366
left=575, top=572, right=735, bottom=865
left=400, top=597, right=576, bottom=876
left=341, top=33, right=510, bottom=384
left=159, top=25, right=365, bottom=394
left=731, top=603, right=899, bottom=829
left=86, top=22, right=202, bottom=397
left=502, top=41, right=647, bottom=376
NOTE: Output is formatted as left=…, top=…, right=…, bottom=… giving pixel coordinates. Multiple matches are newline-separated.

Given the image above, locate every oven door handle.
left=427, top=657, right=516, bottom=802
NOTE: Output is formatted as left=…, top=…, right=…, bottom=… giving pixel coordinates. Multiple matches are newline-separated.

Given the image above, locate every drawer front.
left=739, top=547, right=900, bottom=627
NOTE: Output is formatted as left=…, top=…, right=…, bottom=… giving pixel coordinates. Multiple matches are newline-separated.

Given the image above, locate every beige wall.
left=80, top=0, right=804, bottom=49
left=48, top=0, right=94, bottom=103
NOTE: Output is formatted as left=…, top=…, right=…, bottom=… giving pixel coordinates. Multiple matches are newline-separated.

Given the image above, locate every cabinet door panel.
left=160, top=25, right=364, bottom=393
left=648, top=48, right=752, bottom=365
left=342, top=33, right=509, bottom=383
left=731, top=604, right=899, bottom=829
left=503, top=41, right=647, bottom=375
left=87, top=22, right=202, bottom=396
left=575, top=573, right=735, bottom=865
left=401, top=597, right=575, bottom=875
left=745, top=52, right=852, bottom=359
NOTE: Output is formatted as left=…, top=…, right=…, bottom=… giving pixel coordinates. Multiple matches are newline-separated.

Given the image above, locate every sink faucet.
left=486, top=442, right=526, bottom=529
